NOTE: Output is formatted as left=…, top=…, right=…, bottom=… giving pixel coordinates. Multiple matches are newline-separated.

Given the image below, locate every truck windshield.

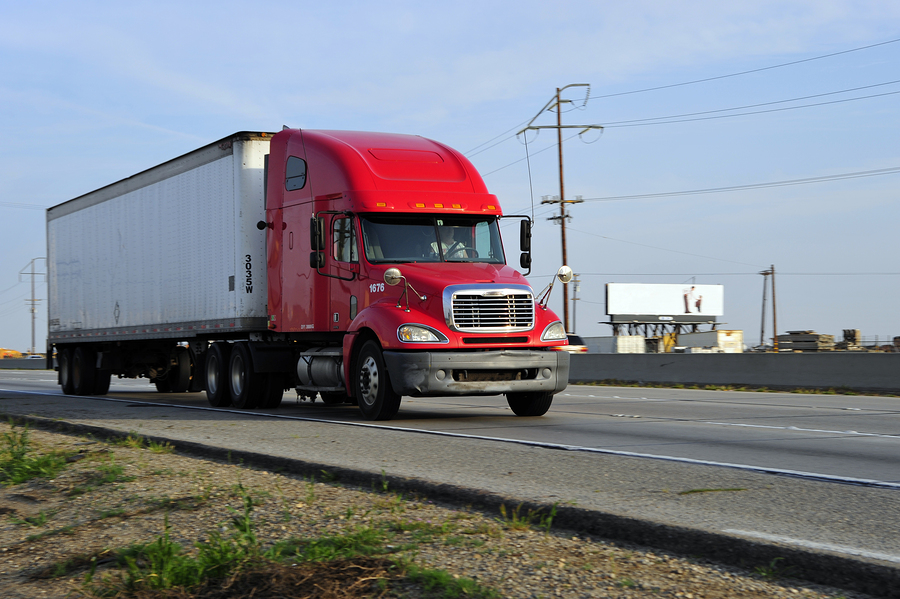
left=360, top=215, right=506, bottom=264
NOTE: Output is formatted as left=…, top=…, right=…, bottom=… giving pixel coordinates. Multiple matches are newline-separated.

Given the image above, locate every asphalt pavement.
left=0, top=373, right=898, bottom=597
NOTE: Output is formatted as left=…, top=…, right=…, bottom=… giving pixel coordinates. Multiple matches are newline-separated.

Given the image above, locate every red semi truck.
left=47, top=129, right=571, bottom=420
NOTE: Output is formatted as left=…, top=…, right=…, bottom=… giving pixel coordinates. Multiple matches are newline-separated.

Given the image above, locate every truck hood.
left=384, top=262, right=532, bottom=297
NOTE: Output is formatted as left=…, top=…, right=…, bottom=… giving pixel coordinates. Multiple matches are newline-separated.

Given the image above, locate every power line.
left=605, top=88, right=900, bottom=128
left=578, top=166, right=900, bottom=203
left=467, top=38, right=900, bottom=166
left=589, top=37, right=900, bottom=100
left=603, top=80, right=900, bottom=127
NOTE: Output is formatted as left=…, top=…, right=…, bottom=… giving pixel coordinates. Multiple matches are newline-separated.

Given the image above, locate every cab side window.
left=333, top=217, right=357, bottom=263
left=285, top=156, right=307, bottom=191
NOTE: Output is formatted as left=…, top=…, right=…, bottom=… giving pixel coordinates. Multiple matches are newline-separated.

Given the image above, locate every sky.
left=1, top=0, right=899, bottom=352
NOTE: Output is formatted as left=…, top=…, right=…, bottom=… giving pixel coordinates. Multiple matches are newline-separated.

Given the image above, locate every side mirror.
left=519, top=253, right=531, bottom=269
left=384, top=268, right=403, bottom=286
left=556, top=265, right=574, bottom=283
left=309, top=252, right=325, bottom=269
left=519, top=220, right=531, bottom=252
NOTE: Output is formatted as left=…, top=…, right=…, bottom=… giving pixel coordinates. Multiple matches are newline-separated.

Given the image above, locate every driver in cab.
left=432, top=226, right=469, bottom=259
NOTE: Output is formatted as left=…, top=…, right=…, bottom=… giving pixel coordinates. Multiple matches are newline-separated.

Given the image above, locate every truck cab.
left=262, top=129, right=569, bottom=419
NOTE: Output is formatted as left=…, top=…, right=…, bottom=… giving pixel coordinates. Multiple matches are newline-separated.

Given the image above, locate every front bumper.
left=382, top=349, right=570, bottom=397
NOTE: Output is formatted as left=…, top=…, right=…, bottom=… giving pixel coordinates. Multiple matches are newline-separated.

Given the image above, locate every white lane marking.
left=702, top=421, right=900, bottom=439
left=2, top=388, right=899, bottom=491
left=723, top=530, right=900, bottom=564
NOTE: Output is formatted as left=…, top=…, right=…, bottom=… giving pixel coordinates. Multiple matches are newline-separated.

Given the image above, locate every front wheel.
left=506, top=391, right=554, bottom=417
left=354, top=340, right=401, bottom=421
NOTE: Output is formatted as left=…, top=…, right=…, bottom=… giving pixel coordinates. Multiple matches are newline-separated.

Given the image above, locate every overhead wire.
left=577, top=166, right=900, bottom=203
left=588, top=37, right=900, bottom=100
left=603, top=80, right=900, bottom=127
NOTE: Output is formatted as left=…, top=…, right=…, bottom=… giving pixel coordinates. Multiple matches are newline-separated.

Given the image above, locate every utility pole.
left=571, top=273, right=581, bottom=334
left=759, top=265, right=778, bottom=351
left=771, top=264, right=778, bottom=352
left=18, top=258, right=46, bottom=355
left=518, top=84, right=602, bottom=333
left=759, top=269, right=768, bottom=349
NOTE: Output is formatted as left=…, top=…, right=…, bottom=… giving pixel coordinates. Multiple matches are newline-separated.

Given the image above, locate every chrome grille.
left=449, top=288, right=534, bottom=332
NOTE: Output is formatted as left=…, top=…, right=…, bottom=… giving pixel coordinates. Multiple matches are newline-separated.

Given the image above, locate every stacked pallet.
left=777, top=330, right=835, bottom=352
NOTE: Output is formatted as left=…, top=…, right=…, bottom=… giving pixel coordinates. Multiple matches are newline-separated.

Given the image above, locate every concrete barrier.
left=0, top=358, right=51, bottom=370
left=569, top=352, right=900, bottom=393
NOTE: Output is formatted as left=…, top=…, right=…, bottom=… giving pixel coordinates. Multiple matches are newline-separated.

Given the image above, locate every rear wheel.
left=58, top=347, right=74, bottom=395
left=93, top=370, right=111, bottom=395
left=354, top=340, right=401, bottom=421
left=505, top=391, right=554, bottom=417
left=229, top=342, right=263, bottom=409
left=71, top=346, right=96, bottom=396
left=258, top=373, right=286, bottom=409
left=205, top=343, right=232, bottom=407
left=168, top=347, right=192, bottom=393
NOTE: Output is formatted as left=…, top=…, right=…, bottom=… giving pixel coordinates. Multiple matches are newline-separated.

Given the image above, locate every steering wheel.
left=446, top=245, right=478, bottom=259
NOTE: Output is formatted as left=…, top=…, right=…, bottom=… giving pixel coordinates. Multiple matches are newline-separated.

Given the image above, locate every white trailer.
left=48, top=133, right=271, bottom=341
left=47, top=132, right=274, bottom=394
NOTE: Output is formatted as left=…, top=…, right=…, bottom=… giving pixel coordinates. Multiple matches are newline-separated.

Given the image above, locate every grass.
left=0, top=424, right=71, bottom=485
left=74, top=485, right=501, bottom=599
left=68, top=459, right=136, bottom=496
left=498, top=502, right=557, bottom=533
left=113, top=432, right=175, bottom=454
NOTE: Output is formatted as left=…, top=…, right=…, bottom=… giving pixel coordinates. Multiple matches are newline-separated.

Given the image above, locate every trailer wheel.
left=169, top=347, right=192, bottom=393
left=93, top=370, right=111, bottom=395
left=258, top=373, right=286, bottom=409
left=71, top=346, right=96, bottom=396
left=354, top=340, right=401, bottom=421
left=229, top=342, right=263, bottom=409
left=505, top=391, right=554, bottom=417
left=58, top=347, right=75, bottom=395
left=205, top=343, right=232, bottom=407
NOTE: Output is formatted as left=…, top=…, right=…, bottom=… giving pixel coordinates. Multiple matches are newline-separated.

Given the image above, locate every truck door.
left=328, top=215, right=359, bottom=331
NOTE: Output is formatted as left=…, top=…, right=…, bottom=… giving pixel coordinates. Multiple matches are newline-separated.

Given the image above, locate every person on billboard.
left=684, top=286, right=696, bottom=313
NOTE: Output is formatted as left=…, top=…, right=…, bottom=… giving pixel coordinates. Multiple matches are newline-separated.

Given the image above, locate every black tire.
left=58, top=347, right=75, bottom=395
left=71, top=346, right=96, bottom=396
left=354, top=340, right=401, bottom=421
left=154, top=378, right=172, bottom=393
left=506, top=391, right=554, bottom=417
left=169, top=347, right=192, bottom=393
left=228, top=342, right=263, bottom=409
left=205, top=343, right=232, bottom=407
left=93, top=370, right=112, bottom=395
left=320, top=392, right=348, bottom=405
left=258, top=373, right=286, bottom=409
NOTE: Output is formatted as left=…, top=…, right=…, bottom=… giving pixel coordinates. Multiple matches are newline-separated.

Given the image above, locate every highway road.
left=2, top=369, right=900, bottom=581
left=2, top=370, right=897, bottom=486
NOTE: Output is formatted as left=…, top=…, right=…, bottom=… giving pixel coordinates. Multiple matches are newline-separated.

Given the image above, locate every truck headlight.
left=398, top=324, right=448, bottom=343
left=541, top=321, right=567, bottom=341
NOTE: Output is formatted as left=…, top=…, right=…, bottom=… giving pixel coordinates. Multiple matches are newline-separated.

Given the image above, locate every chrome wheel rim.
left=359, top=356, right=379, bottom=407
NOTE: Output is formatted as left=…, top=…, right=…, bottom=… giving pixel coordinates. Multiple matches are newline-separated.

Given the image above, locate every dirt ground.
left=0, top=423, right=878, bottom=598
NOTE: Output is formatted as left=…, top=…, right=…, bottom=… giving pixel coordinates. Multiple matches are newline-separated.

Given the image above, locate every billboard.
left=606, top=283, right=724, bottom=323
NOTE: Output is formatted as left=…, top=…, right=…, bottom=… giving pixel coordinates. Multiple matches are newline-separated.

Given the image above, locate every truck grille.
left=446, top=287, right=535, bottom=333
